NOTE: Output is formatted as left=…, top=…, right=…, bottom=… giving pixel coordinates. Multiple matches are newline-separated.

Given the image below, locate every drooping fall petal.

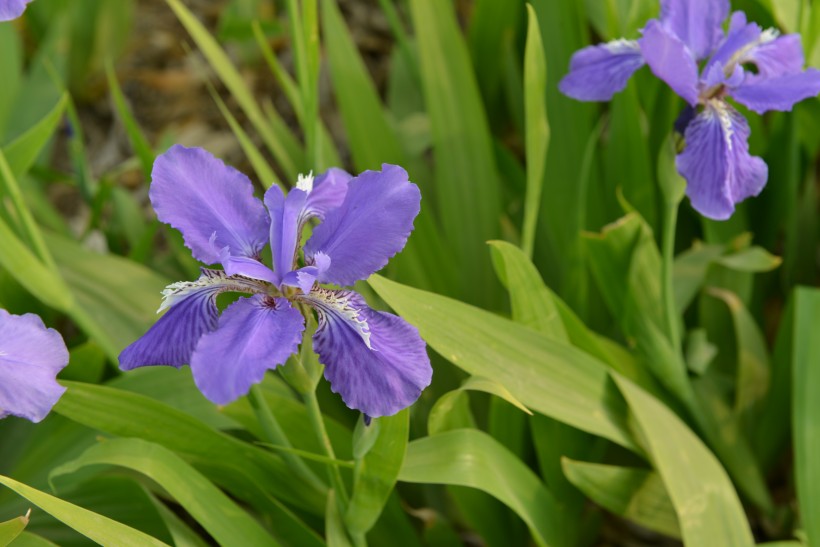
left=304, top=289, right=432, bottom=418
left=190, top=295, right=305, bottom=404
left=677, top=101, right=768, bottom=220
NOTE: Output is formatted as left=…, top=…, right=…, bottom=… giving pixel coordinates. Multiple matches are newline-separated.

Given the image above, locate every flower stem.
left=661, top=200, right=681, bottom=352
left=248, top=384, right=326, bottom=494
left=303, top=389, right=350, bottom=508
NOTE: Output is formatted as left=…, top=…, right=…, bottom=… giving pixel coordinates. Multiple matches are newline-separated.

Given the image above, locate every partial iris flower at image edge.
left=559, top=0, right=820, bottom=220
left=0, top=309, right=69, bottom=423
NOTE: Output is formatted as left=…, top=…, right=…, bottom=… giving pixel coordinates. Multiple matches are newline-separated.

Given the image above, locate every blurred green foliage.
left=1, top=0, right=820, bottom=545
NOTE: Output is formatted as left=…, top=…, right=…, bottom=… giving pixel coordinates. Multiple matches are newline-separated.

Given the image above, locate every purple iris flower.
left=559, top=0, right=820, bottom=220
left=119, top=145, right=432, bottom=418
left=0, top=309, right=69, bottom=422
left=0, top=0, right=33, bottom=21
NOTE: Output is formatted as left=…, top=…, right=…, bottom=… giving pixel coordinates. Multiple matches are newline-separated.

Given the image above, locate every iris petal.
left=221, top=253, right=278, bottom=284
left=281, top=268, right=319, bottom=296
left=190, top=295, right=305, bottom=405
left=677, top=101, right=767, bottom=220
left=0, top=0, right=32, bottom=21
left=639, top=20, right=700, bottom=105
left=706, top=12, right=806, bottom=84
left=304, top=164, right=420, bottom=286
left=150, top=145, right=269, bottom=265
left=264, top=168, right=351, bottom=286
left=303, top=168, right=352, bottom=222
left=659, top=0, right=729, bottom=60
left=304, top=288, right=432, bottom=418
left=265, top=185, right=308, bottom=285
left=558, top=39, right=644, bottom=102
left=281, top=253, right=331, bottom=295
left=119, top=269, right=264, bottom=370
left=730, top=70, right=820, bottom=114
left=0, top=310, right=68, bottom=423
left=702, top=12, right=761, bottom=76
left=746, top=34, right=805, bottom=79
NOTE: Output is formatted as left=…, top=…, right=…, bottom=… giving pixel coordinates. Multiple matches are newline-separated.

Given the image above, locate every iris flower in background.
left=0, top=309, right=69, bottom=422
left=559, top=0, right=820, bottom=220
left=0, top=0, right=33, bottom=21
left=119, top=145, right=432, bottom=419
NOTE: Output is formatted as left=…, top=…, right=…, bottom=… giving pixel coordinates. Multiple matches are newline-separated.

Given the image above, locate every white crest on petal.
left=706, top=99, right=735, bottom=152
left=604, top=39, right=640, bottom=55
left=158, top=268, right=265, bottom=313
left=296, top=171, right=315, bottom=193
left=726, top=27, right=782, bottom=75
left=301, top=288, right=372, bottom=349
left=760, top=28, right=780, bottom=44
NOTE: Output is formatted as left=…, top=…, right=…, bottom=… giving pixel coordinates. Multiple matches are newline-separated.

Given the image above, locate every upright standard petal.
left=706, top=14, right=804, bottom=82
left=0, top=0, right=32, bottom=21
left=0, top=310, right=68, bottom=423
left=264, top=185, right=308, bottom=284
left=304, top=164, right=420, bottom=286
left=190, top=295, right=304, bottom=405
left=677, top=100, right=768, bottom=220
left=704, top=13, right=762, bottom=77
left=730, top=70, right=820, bottom=113
left=303, top=289, right=431, bottom=418
left=745, top=34, right=805, bottom=78
left=303, top=168, right=353, bottom=222
left=558, top=39, right=645, bottom=102
left=659, top=0, right=729, bottom=60
left=150, top=145, right=269, bottom=264
left=119, top=269, right=264, bottom=370
left=639, top=20, right=700, bottom=105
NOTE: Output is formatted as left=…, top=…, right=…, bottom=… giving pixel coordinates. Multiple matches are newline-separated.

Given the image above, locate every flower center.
left=701, top=84, right=727, bottom=102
